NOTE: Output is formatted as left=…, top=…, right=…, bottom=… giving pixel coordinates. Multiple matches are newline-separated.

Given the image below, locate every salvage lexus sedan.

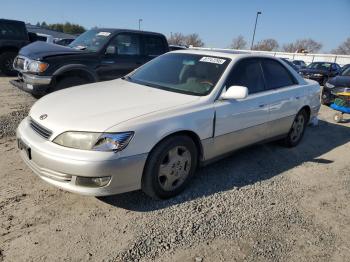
left=16, top=50, right=321, bottom=199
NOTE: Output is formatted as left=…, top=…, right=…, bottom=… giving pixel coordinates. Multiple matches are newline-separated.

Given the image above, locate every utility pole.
left=138, top=19, right=143, bottom=31
left=250, top=11, right=262, bottom=50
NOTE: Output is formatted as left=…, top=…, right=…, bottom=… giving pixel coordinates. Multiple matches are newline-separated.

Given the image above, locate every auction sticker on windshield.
left=200, top=57, right=226, bottom=64
left=97, top=32, right=111, bottom=37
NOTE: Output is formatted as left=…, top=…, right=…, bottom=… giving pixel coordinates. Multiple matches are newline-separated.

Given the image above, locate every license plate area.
left=18, top=139, right=32, bottom=160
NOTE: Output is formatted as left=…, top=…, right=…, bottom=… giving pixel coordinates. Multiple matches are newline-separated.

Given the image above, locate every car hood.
left=29, top=79, right=199, bottom=136
left=328, top=75, right=350, bottom=87
left=19, top=41, right=88, bottom=60
left=300, top=68, right=329, bottom=75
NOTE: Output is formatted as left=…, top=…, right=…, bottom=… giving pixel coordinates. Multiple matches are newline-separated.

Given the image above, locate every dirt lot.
left=0, top=76, right=349, bottom=262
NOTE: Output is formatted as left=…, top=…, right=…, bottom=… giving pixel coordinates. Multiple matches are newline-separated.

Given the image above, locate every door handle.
left=295, top=96, right=300, bottom=100
left=259, top=104, right=265, bottom=108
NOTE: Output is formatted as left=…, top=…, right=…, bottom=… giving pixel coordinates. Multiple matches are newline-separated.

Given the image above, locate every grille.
left=15, top=57, right=25, bottom=71
left=29, top=118, right=52, bottom=139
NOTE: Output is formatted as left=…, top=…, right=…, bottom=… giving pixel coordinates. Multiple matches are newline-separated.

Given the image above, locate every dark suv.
left=11, top=28, right=169, bottom=97
left=0, top=19, right=37, bottom=75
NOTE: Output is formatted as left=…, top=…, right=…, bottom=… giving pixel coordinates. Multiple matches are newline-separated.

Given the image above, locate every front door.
left=212, top=58, right=271, bottom=158
left=98, top=33, right=143, bottom=81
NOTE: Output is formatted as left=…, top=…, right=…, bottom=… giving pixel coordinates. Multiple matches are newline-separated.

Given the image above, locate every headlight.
left=27, top=61, right=49, bottom=73
left=53, top=131, right=134, bottom=152
left=313, top=73, right=323, bottom=77
left=325, top=82, right=335, bottom=88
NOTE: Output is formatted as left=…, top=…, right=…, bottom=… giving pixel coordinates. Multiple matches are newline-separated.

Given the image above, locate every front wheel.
left=282, top=110, right=308, bottom=147
left=141, top=136, right=198, bottom=199
left=0, top=51, right=17, bottom=76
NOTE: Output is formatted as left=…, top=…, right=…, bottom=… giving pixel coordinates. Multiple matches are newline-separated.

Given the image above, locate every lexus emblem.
left=39, top=114, right=48, bottom=120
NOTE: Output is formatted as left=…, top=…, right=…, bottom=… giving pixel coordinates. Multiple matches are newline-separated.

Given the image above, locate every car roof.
left=91, top=28, right=166, bottom=36
left=171, top=48, right=282, bottom=61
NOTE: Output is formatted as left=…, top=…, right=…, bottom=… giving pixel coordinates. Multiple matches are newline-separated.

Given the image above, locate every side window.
left=262, top=59, right=295, bottom=89
left=0, top=22, right=27, bottom=40
left=108, top=34, right=140, bottom=56
left=144, top=36, right=166, bottom=56
left=225, top=58, right=265, bottom=94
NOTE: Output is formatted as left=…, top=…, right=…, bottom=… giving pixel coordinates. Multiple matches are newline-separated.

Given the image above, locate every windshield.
left=307, top=62, right=331, bottom=70
left=69, top=29, right=112, bottom=52
left=341, top=67, right=350, bottom=76
left=126, top=53, right=230, bottom=96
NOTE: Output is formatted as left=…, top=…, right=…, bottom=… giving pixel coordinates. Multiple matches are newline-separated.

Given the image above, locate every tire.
left=0, top=51, right=17, bottom=76
left=282, top=109, right=308, bottom=147
left=141, top=135, right=198, bottom=199
left=50, top=76, right=88, bottom=93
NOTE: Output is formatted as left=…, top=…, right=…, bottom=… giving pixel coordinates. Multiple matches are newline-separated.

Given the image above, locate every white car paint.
left=16, top=50, right=321, bottom=196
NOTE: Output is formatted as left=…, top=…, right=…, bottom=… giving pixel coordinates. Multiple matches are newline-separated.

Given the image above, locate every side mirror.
left=105, top=46, right=116, bottom=55
left=220, top=86, right=248, bottom=100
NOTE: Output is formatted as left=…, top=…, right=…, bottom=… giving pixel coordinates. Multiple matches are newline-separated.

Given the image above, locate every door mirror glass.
left=220, top=86, right=248, bottom=100
left=105, top=45, right=117, bottom=55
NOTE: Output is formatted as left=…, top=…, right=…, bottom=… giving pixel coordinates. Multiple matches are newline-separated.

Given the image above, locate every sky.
left=1, top=0, right=349, bottom=52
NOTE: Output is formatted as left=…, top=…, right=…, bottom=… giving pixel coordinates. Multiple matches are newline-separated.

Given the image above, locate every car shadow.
left=98, top=120, right=350, bottom=211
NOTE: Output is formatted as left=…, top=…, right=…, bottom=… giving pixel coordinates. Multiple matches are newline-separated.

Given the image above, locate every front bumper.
left=16, top=118, right=148, bottom=196
left=10, top=73, right=52, bottom=96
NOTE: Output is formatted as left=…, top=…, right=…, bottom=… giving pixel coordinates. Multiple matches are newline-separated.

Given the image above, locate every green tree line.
left=36, top=22, right=86, bottom=35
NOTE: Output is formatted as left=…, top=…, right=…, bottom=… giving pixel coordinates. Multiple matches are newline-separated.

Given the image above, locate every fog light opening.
left=76, top=176, right=111, bottom=188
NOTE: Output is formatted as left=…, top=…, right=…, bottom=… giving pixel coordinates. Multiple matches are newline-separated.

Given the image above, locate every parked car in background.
left=54, top=38, right=75, bottom=46
left=169, top=45, right=188, bottom=51
left=0, top=19, right=37, bottom=75
left=281, top=58, right=300, bottom=73
left=299, top=62, right=342, bottom=85
left=11, top=28, right=169, bottom=97
left=292, top=60, right=306, bottom=70
left=322, top=67, right=350, bottom=105
left=341, top=64, right=350, bottom=72
left=16, top=50, right=321, bottom=199
left=35, top=33, right=54, bottom=44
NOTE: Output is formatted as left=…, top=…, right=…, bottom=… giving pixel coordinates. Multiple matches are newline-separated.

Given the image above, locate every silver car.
left=17, top=50, right=321, bottom=199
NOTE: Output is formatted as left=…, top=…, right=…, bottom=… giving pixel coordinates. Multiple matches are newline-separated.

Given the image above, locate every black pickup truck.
left=0, top=19, right=37, bottom=75
left=11, top=28, right=169, bottom=97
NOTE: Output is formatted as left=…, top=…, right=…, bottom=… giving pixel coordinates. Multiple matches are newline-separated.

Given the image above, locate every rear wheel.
left=0, top=51, right=17, bottom=76
left=282, top=109, right=308, bottom=147
left=51, top=76, right=89, bottom=93
left=142, top=135, right=198, bottom=199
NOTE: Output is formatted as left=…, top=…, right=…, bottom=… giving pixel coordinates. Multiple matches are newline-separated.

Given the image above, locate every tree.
left=168, top=32, right=186, bottom=46
left=230, top=35, right=247, bottom=49
left=184, top=33, right=204, bottom=47
left=282, top=38, right=322, bottom=53
left=253, top=38, right=279, bottom=51
left=36, top=22, right=86, bottom=34
left=331, top=38, right=350, bottom=55
left=168, top=32, right=204, bottom=47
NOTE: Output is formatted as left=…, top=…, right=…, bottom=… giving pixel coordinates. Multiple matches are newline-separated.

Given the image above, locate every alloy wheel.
left=158, top=146, right=191, bottom=191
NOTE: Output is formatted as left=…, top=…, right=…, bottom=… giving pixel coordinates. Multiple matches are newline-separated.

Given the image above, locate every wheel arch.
left=299, top=105, right=311, bottom=122
left=147, top=130, right=204, bottom=163
left=53, top=65, right=98, bottom=84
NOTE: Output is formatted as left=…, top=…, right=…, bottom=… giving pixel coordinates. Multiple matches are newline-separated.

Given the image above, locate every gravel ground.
left=0, top=76, right=349, bottom=261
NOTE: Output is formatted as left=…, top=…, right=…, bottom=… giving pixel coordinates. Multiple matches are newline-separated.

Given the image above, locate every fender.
left=53, top=64, right=99, bottom=82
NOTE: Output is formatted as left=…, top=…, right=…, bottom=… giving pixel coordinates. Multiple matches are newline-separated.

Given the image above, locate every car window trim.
left=106, top=32, right=142, bottom=57
left=261, top=58, right=299, bottom=90
left=221, top=57, right=267, bottom=96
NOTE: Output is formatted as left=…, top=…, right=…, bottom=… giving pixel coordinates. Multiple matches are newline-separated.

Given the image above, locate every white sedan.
left=16, top=50, right=321, bottom=199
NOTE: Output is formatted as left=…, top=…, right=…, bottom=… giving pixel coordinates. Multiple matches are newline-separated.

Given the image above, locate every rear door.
left=98, top=33, right=143, bottom=80
left=261, top=58, right=304, bottom=138
left=212, top=58, right=271, bottom=157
